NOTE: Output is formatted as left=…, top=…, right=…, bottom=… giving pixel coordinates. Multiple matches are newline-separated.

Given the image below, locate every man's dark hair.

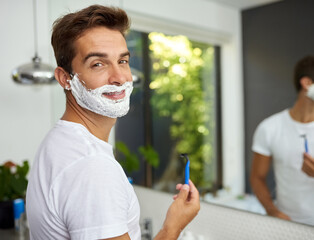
left=294, top=55, right=314, bottom=92
left=51, top=5, right=130, bottom=74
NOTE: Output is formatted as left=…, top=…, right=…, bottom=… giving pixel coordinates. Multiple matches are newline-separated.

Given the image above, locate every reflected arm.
left=250, top=152, right=290, bottom=220
left=100, top=233, right=131, bottom=240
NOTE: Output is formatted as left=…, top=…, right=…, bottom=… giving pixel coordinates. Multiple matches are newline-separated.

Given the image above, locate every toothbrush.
left=301, top=134, right=309, bottom=153
left=181, top=154, right=190, bottom=185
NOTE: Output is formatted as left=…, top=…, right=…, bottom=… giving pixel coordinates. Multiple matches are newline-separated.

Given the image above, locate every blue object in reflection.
left=301, top=134, right=309, bottom=153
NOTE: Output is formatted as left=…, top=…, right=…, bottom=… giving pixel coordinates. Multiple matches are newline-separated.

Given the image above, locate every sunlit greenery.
left=115, top=141, right=160, bottom=175
left=149, top=33, right=216, bottom=188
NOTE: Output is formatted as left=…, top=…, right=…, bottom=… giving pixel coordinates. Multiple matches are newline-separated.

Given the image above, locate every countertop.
left=0, top=229, right=29, bottom=240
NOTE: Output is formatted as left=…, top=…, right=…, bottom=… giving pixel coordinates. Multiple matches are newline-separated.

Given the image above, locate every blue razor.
left=301, top=134, right=309, bottom=153
left=181, top=154, right=190, bottom=185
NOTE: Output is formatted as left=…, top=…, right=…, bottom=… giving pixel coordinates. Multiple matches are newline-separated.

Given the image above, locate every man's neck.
left=61, top=94, right=116, bottom=142
left=289, top=93, right=314, bottom=123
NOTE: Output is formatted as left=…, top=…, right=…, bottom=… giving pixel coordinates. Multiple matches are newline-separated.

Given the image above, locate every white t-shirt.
left=252, top=109, right=314, bottom=225
left=26, top=120, right=141, bottom=240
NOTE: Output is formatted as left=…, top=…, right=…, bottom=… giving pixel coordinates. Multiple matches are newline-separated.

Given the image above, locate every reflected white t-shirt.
left=26, top=120, right=141, bottom=240
left=252, top=109, right=314, bottom=225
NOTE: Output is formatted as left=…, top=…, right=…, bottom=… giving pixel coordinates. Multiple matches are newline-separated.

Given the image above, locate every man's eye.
left=120, top=60, right=129, bottom=64
left=93, top=62, right=102, bottom=67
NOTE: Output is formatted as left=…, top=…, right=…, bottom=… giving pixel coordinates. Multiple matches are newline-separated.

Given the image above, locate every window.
left=115, top=30, right=222, bottom=194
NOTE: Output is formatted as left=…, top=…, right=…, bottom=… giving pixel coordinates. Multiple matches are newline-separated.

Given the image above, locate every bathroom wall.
left=0, top=0, right=244, bottom=195
left=135, top=185, right=314, bottom=239
left=0, top=0, right=59, bottom=165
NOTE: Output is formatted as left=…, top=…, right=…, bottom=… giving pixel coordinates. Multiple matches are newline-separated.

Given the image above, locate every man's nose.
left=108, top=65, right=130, bottom=86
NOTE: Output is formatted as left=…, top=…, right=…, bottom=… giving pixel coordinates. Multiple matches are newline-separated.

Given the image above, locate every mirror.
left=242, top=0, right=314, bottom=227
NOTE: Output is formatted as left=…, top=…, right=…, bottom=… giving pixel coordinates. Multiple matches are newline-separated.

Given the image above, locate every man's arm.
left=102, top=233, right=130, bottom=240
left=250, top=152, right=290, bottom=220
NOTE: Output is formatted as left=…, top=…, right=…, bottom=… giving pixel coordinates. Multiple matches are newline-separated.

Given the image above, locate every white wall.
left=0, top=0, right=244, bottom=195
left=0, top=0, right=61, bottom=165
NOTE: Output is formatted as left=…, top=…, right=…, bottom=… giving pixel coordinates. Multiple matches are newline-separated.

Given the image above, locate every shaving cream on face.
left=69, top=74, right=133, bottom=118
left=307, top=84, right=314, bottom=101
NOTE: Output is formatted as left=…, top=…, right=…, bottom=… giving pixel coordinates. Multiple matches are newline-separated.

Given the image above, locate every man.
left=250, top=55, right=314, bottom=226
left=26, top=5, right=200, bottom=240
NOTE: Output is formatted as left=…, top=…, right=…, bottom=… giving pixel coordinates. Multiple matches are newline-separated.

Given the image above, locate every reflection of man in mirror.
left=26, top=5, right=200, bottom=239
left=250, top=56, right=314, bottom=226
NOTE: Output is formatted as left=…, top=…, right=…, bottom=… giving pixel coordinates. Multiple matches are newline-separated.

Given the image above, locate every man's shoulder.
left=254, top=109, right=289, bottom=138
left=35, top=121, right=107, bottom=175
left=259, top=109, right=288, bottom=126
left=34, top=120, right=120, bottom=185
left=40, top=120, right=100, bottom=155
left=39, top=123, right=88, bottom=159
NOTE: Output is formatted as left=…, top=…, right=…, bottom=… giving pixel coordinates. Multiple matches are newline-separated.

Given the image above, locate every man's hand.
left=268, top=208, right=291, bottom=221
left=302, top=153, right=314, bottom=177
left=154, top=180, right=200, bottom=240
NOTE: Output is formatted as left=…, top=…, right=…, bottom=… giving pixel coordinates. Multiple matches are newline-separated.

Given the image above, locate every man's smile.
left=102, top=90, right=126, bottom=100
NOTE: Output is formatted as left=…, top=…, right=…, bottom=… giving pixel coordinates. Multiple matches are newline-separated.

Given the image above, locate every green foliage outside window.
left=115, top=141, right=160, bottom=175
left=149, top=33, right=216, bottom=188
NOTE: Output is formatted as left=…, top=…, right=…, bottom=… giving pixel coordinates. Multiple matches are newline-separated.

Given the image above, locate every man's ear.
left=54, top=67, right=71, bottom=89
left=300, top=76, right=313, bottom=91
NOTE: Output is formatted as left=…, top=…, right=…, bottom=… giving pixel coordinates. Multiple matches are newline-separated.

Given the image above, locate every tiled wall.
left=134, top=186, right=314, bottom=239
